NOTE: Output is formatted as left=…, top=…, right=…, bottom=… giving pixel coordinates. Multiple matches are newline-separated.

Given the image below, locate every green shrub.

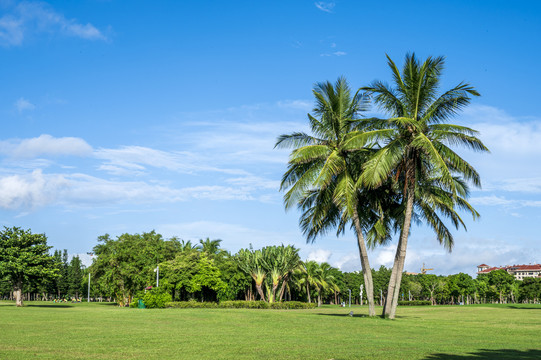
left=219, top=300, right=268, bottom=309
left=165, top=300, right=317, bottom=309
left=281, top=301, right=316, bottom=309
left=272, top=301, right=316, bottom=309
left=131, top=288, right=172, bottom=309
left=397, top=300, right=432, bottom=306
left=166, top=301, right=218, bottom=308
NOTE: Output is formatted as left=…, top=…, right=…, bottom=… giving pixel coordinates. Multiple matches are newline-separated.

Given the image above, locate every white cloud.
left=0, top=168, right=273, bottom=210
left=64, top=174, right=260, bottom=204
left=0, top=1, right=107, bottom=46
left=469, top=195, right=513, bottom=207
left=320, top=51, right=347, bottom=57
left=225, top=175, right=279, bottom=191
left=454, top=104, right=541, bottom=208
left=0, top=134, right=92, bottom=158
left=375, top=245, right=396, bottom=268
left=276, top=100, right=312, bottom=111
left=14, top=97, right=35, bottom=112
left=173, top=115, right=304, bottom=166
left=307, top=249, right=332, bottom=263
left=315, top=2, right=335, bottom=13
left=498, top=178, right=541, bottom=193
left=0, top=14, right=24, bottom=46
left=475, top=121, right=541, bottom=155
left=0, top=169, right=67, bottom=209
left=470, top=195, right=541, bottom=208
left=64, top=22, right=104, bottom=40
left=94, top=145, right=247, bottom=176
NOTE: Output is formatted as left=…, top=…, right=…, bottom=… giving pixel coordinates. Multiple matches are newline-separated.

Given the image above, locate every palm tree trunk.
left=352, top=208, right=376, bottom=317
left=278, top=278, right=288, bottom=301
left=384, top=177, right=415, bottom=319
left=306, top=282, right=311, bottom=303
left=255, top=284, right=266, bottom=302
left=382, top=238, right=402, bottom=315
left=271, top=281, right=280, bottom=303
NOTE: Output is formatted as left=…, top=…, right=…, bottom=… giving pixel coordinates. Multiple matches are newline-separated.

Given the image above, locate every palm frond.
left=275, top=132, right=324, bottom=149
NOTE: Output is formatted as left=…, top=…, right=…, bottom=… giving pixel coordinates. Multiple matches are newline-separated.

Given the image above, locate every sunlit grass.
left=0, top=301, right=539, bottom=359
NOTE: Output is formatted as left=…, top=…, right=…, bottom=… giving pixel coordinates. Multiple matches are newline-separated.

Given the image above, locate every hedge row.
left=397, top=300, right=432, bottom=306
left=165, top=300, right=317, bottom=309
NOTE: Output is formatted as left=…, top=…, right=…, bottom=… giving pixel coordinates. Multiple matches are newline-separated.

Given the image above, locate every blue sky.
left=0, top=0, right=540, bottom=276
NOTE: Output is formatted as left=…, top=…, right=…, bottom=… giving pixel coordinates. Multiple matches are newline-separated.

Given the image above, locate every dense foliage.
left=0, top=227, right=58, bottom=306
left=1, top=228, right=539, bottom=307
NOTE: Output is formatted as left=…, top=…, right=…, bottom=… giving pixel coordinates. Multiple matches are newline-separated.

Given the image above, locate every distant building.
left=477, top=263, right=541, bottom=280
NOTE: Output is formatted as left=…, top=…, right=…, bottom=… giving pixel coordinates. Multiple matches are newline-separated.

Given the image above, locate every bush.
left=166, top=301, right=218, bottom=308
left=165, top=300, right=317, bottom=309
left=131, top=288, right=172, bottom=309
left=397, top=300, right=432, bottom=306
left=219, top=300, right=269, bottom=309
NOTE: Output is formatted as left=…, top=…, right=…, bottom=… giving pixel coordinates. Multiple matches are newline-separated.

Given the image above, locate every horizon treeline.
left=1, top=231, right=539, bottom=305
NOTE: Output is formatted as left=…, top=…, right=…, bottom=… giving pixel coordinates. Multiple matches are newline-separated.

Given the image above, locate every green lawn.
left=0, top=302, right=539, bottom=359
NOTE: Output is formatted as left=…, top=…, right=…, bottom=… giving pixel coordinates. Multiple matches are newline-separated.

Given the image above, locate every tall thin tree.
left=276, top=77, right=395, bottom=316
left=361, top=53, right=489, bottom=318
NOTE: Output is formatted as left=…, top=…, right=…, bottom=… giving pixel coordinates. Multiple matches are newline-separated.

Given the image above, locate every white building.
left=477, top=263, right=541, bottom=280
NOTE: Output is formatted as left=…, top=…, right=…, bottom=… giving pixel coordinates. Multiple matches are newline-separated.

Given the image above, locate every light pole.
left=360, top=284, right=364, bottom=306
left=348, top=289, right=351, bottom=307
left=86, top=252, right=94, bottom=303
left=154, top=265, right=159, bottom=287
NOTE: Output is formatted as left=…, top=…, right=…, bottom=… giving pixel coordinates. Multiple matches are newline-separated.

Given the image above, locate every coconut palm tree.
left=198, top=238, right=225, bottom=258
left=360, top=53, right=489, bottom=319
left=276, top=77, right=397, bottom=316
left=179, top=240, right=197, bottom=253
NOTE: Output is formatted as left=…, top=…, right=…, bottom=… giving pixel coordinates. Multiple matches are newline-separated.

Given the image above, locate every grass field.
left=0, top=302, right=539, bottom=359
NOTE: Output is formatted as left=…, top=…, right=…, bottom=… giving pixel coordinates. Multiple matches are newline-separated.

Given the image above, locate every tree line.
left=1, top=227, right=539, bottom=307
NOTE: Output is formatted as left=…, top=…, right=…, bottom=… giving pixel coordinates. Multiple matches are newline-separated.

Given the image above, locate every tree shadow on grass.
left=26, top=304, right=74, bottom=308
left=315, top=312, right=417, bottom=320
left=504, top=305, right=540, bottom=310
left=423, top=349, right=541, bottom=360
